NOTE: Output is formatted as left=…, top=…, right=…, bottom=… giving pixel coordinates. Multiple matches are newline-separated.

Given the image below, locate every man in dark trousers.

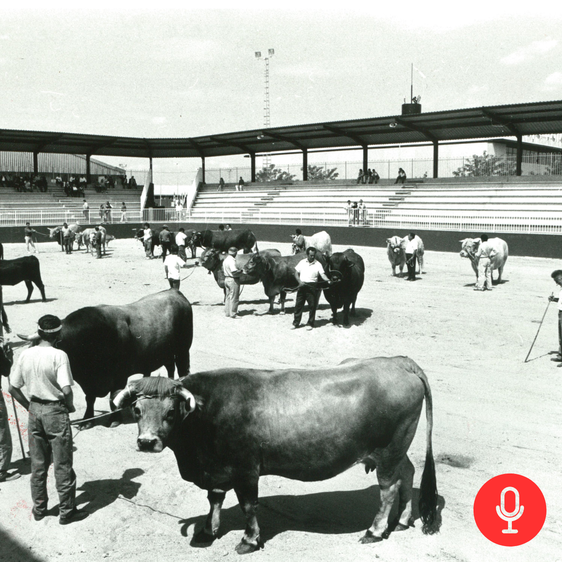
left=158, top=225, right=173, bottom=261
left=9, top=315, right=89, bottom=524
left=292, top=247, right=330, bottom=331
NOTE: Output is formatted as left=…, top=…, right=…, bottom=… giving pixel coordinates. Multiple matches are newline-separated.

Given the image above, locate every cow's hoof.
left=235, top=540, right=261, bottom=555
left=191, top=529, right=216, bottom=546
left=359, top=531, right=383, bottom=544
left=395, top=522, right=411, bottom=532
left=79, top=421, right=93, bottom=430
left=109, top=420, right=122, bottom=428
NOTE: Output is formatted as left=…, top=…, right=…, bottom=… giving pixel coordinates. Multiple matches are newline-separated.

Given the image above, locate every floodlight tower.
left=255, top=48, right=275, bottom=168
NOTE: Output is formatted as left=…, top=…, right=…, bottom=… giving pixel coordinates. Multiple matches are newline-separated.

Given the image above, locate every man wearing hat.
left=9, top=315, right=88, bottom=525
left=223, top=247, right=242, bottom=318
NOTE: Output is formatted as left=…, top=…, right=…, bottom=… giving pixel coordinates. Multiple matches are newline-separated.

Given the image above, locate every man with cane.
left=548, top=270, right=562, bottom=366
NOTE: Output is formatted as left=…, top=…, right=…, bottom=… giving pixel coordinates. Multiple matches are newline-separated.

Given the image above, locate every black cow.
left=243, top=252, right=327, bottom=314
left=18, top=290, right=192, bottom=426
left=323, top=249, right=365, bottom=326
left=0, top=256, right=46, bottom=302
left=197, top=248, right=281, bottom=294
left=192, top=229, right=257, bottom=253
left=114, top=356, right=439, bottom=554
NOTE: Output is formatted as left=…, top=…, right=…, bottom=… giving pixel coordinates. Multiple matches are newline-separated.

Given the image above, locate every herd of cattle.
left=0, top=225, right=512, bottom=553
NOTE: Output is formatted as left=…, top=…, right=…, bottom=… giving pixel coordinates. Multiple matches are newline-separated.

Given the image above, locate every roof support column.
left=201, top=156, right=206, bottom=184
left=362, top=145, right=368, bottom=174
left=250, top=153, right=256, bottom=183
left=516, top=134, right=523, bottom=176
left=33, top=151, right=39, bottom=175
left=86, top=154, right=91, bottom=183
left=433, top=140, right=439, bottom=178
left=149, top=156, right=153, bottom=185
left=302, top=149, right=308, bottom=181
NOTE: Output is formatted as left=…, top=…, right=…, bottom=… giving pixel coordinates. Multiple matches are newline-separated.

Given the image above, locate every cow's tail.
left=415, top=365, right=440, bottom=535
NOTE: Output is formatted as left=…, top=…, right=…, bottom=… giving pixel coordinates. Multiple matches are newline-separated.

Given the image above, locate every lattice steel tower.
left=255, top=48, right=275, bottom=168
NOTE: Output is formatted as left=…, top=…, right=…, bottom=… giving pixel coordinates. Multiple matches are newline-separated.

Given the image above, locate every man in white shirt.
left=549, top=270, right=562, bottom=366
left=292, top=247, right=330, bottom=330
left=142, top=223, right=153, bottom=259
left=223, top=247, right=241, bottom=318
left=175, top=228, right=188, bottom=261
left=474, top=234, right=497, bottom=291
left=82, top=200, right=89, bottom=222
left=164, top=246, right=186, bottom=290
left=404, top=232, right=419, bottom=281
left=9, top=314, right=88, bottom=525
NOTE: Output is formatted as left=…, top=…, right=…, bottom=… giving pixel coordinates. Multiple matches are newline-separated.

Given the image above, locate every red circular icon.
left=474, top=473, right=546, bottom=546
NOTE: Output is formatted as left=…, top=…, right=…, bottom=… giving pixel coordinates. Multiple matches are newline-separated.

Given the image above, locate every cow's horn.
left=113, top=385, right=135, bottom=409
left=17, top=332, right=41, bottom=342
left=177, top=387, right=196, bottom=413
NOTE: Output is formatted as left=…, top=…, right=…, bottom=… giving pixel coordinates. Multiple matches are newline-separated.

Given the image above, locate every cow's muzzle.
left=137, top=437, right=161, bottom=452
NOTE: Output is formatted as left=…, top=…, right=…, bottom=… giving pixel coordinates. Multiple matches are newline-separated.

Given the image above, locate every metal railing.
left=3, top=206, right=562, bottom=236
left=0, top=209, right=143, bottom=227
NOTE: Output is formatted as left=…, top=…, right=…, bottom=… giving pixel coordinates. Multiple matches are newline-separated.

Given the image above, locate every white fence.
left=0, top=209, right=143, bottom=227
left=3, top=206, right=562, bottom=236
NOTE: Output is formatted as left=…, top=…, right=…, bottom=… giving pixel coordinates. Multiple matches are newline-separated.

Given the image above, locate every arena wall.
left=2, top=223, right=562, bottom=260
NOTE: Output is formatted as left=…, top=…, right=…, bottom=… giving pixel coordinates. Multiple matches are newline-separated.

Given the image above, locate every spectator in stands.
left=176, top=199, right=183, bottom=219
left=236, top=177, right=245, bottom=191
left=358, top=200, right=367, bottom=225
left=370, top=169, right=380, bottom=184
left=366, top=169, right=372, bottom=184
left=218, top=177, right=225, bottom=191
left=225, top=224, right=232, bottom=231
left=218, top=224, right=225, bottom=231
left=55, top=175, right=63, bottom=187
left=82, top=200, right=90, bottom=222
left=107, top=176, right=114, bottom=189
left=104, top=201, right=112, bottom=223
left=99, top=203, right=105, bottom=222
left=351, top=200, right=359, bottom=225
left=1, top=175, right=5, bottom=187
left=130, top=176, right=137, bottom=189
left=120, top=202, right=127, bottom=223
left=395, top=168, right=407, bottom=185
left=345, top=200, right=353, bottom=226
left=79, top=176, right=87, bottom=192
left=356, top=169, right=365, bottom=184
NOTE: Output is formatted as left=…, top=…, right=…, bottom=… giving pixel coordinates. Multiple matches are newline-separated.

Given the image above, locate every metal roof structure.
left=0, top=99, right=561, bottom=178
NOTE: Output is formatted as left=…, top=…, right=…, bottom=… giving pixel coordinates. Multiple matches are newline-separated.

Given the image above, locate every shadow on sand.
left=178, top=485, right=445, bottom=548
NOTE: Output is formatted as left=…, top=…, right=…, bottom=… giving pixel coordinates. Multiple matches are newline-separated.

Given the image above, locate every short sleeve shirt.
left=175, top=232, right=187, bottom=246
left=164, top=255, right=186, bottom=280
left=10, top=346, right=74, bottom=402
left=295, top=259, right=326, bottom=284
left=223, top=255, right=238, bottom=278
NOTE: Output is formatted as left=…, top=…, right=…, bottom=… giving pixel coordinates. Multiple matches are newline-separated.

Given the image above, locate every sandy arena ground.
left=0, top=235, right=561, bottom=562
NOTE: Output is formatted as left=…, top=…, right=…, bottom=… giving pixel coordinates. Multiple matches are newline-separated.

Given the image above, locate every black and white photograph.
left=0, top=2, right=561, bottom=561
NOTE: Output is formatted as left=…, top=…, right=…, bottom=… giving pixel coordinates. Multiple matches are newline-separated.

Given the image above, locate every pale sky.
left=1, top=2, right=562, bottom=176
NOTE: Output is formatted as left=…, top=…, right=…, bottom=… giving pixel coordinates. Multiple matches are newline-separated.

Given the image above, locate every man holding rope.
left=8, top=314, right=89, bottom=524
left=292, top=247, right=330, bottom=331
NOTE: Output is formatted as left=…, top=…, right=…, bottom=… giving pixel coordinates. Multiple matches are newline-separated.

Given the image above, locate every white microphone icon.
left=496, top=486, right=524, bottom=533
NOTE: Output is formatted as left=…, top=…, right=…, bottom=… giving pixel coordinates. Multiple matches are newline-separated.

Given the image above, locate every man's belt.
left=30, top=397, right=63, bottom=405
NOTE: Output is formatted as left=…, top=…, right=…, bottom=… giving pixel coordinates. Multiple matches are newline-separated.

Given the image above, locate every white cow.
left=386, top=236, right=406, bottom=276
left=460, top=237, right=508, bottom=284
left=292, top=230, right=332, bottom=256
left=78, top=226, right=107, bottom=255
left=402, top=234, right=425, bottom=274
